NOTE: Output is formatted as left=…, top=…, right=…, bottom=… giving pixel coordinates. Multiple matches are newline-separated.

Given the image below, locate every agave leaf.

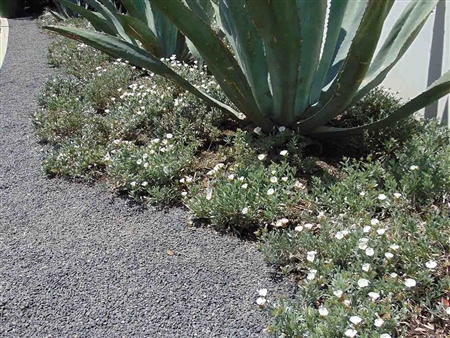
left=184, top=0, right=216, bottom=64
left=149, top=8, right=179, bottom=58
left=184, top=0, right=214, bottom=24
left=309, top=0, right=349, bottom=105
left=322, top=0, right=368, bottom=90
left=297, top=0, right=394, bottom=133
left=59, top=0, right=116, bottom=35
left=98, top=0, right=120, bottom=16
left=52, top=0, right=69, bottom=18
left=48, top=9, right=67, bottom=21
left=43, top=26, right=247, bottom=122
left=150, top=0, right=274, bottom=131
left=83, top=0, right=132, bottom=43
left=350, top=0, right=439, bottom=105
left=119, top=0, right=178, bottom=57
left=119, top=0, right=153, bottom=26
left=218, top=0, right=272, bottom=117
left=309, top=70, right=450, bottom=137
left=294, top=0, right=327, bottom=117
left=119, top=14, right=163, bottom=56
left=245, top=0, right=303, bottom=126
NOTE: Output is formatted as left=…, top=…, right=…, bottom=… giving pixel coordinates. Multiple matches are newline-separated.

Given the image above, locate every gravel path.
left=0, top=18, right=289, bottom=337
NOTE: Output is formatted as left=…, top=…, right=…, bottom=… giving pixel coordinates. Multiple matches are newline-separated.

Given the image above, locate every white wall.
left=379, top=0, right=449, bottom=126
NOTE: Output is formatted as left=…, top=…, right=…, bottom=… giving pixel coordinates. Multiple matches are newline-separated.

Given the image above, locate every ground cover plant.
left=35, top=17, right=450, bottom=338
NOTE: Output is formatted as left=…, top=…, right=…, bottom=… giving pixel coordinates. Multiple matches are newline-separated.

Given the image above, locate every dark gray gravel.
left=0, top=19, right=290, bottom=337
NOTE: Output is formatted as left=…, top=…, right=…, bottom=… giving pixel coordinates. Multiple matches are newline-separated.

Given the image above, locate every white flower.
left=280, top=218, right=289, bottom=225
left=410, top=165, right=419, bottom=171
left=360, top=191, right=366, bottom=196
left=380, top=334, right=392, bottom=338
left=363, top=226, right=371, bottom=233
left=374, top=318, right=385, bottom=327
left=130, top=181, right=136, bottom=187
left=365, top=247, right=375, bottom=256
left=318, top=306, right=328, bottom=317
left=307, top=251, right=317, bottom=262
left=317, top=211, right=326, bottom=220
left=333, top=290, right=343, bottom=298
left=304, top=223, right=314, bottom=229
left=394, top=192, right=402, bottom=199
left=166, top=133, right=173, bottom=139
left=425, top=260, right=437, bottom=269
left=446, top=307, right=450, bottom=315
left=404, top=278, right=416, bottom=288
left=368, top=292, right=380, bottom=301
left=344, top=328, right=358, bottom=338
left=141, top=181, right=148, bottom=187
left=390, top=273, right=398, bottom=278
left=377, top=228, right=387, bottom=235
left=258, top=289, right=268, bottom=297
left=358, top=242, right=368, bottom=250
left=358, top=278, right=370, bottom=288
left=378, top=194, right=387, bottom=201
left=181, top=191, right=188, bottom=197
left=253, top=127, right=262, bottom=134
left=228, top=174, right=235, bottom=181
left=390, top=244, right=400, bottom=251
left=136, top=159, right=143, bottom=165
left=335, top=231, right=345, bottom=240
left=257, top=154, right=266, bottom=161
left=151, top=138, right=160, bottom=144
left=294, top=225, right=304, bottom=232
left=343, top=299, right=351, bottom=307
left=241, top=207, right=249, bottom=215
left=385, top=252, right=394, bottom=259
left=207, top=170, right=216, bottom=176
left=267, top=188, right=275, bottom=196
left=144, top=162, right=149, bottom=168
left=256, top=297, right=266, bottom=306
left=241, top=183, right=248, bottom=189
left=270, top=176, right=278, bottom=183
left=349, top=316, right=362, bottom=325
left=239, top=176, right=245, bottom=181
left=307, top=269, right=317, bottom=280
left=214, top=163, right=225, bottom=171
left=294, top=181, right=305, bottom=189
left=278, top=126, right=286, bottom=132
left=206, top=187, right=213, bottom=200
left=370, top=218, right=380, bottom=226
left=362, top=263, right=371, bottom=272
left=279, top=150, right=288, bottom=156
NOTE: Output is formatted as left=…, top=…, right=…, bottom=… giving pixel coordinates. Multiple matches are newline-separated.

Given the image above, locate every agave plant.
left=46, top=0, right=450, bottom=137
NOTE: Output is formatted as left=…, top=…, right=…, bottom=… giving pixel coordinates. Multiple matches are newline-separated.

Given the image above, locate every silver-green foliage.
left=45, top=0, right=450, bottom=137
